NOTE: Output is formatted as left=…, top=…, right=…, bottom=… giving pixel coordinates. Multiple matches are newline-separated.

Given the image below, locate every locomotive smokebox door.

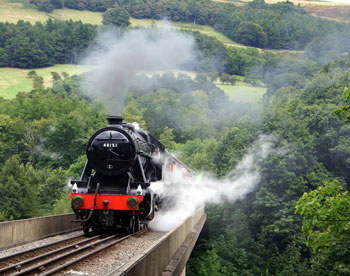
left=86, top=126, right=136, bottom=176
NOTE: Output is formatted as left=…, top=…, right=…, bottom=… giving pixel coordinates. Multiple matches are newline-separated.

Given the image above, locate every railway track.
left=0, top=229, right=148, bottom=276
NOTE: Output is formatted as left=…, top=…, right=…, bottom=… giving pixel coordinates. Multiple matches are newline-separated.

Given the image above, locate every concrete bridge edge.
left=111, top=208, right=206, bottom=276
left=161, top=212, right=206, bottom=276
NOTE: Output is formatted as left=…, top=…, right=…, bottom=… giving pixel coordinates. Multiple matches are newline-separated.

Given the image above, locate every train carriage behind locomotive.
left=71, top=116, right=166, bottom=234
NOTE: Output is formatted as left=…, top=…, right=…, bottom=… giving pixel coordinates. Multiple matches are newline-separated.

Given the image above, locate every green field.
left=51, top=9, right=103, bottom=25
left=0, top=65, right=90, bottom=99
left=0, top=0, right=103, bottom=24
left=217, top=83, right=266, bottom=102
left=143, top=70, right=267, bottom=103
left=0, top=0, right=48, bottom=24
left=0, top=65, right=265, bottom=103
left=145, top=71, right=267, bottom=102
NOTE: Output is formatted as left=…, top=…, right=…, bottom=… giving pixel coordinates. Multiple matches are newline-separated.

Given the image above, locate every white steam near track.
left=149, top=135, right=277, bottom=231
left=80, top=23, right=196, bottom=113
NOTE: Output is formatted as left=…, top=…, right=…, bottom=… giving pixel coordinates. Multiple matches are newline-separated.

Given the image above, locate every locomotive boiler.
left=71, top=116, right=191, bottom=234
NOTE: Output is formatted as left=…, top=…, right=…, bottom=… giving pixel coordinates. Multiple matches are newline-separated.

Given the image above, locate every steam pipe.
left=94, top=183, right=100, bottom=207
left=72, top=209, right=94, bottom=223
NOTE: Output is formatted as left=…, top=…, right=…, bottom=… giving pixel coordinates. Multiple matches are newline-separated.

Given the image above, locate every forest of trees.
left=185, top=56, right=350, bottom=276
left=1, top=0, right=350, bottom=275
left=0, top=19, right=97, bottom=68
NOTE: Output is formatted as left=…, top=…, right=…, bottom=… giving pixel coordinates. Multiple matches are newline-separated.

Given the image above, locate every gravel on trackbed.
left=56, top=230, right=166, bottom=276
left=0, top=230, right=82, bottom=258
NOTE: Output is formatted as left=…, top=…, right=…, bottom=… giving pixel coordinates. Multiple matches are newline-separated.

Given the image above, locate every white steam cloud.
left=80, top=23, right=196, bottom=114
left=149, top=135, right=277, bottom=231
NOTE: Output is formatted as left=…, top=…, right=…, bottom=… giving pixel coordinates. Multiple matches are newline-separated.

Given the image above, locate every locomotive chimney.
left=107, top=116, right=123, bottom=125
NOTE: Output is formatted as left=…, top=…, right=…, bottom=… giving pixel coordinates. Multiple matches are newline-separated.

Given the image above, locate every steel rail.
left=43, top=228, right=149, bottom=276
left=40, top=234, right=133, bottom=276
left=12, top=228, right=148, bottom=276
left=11, top=234, right=117, bottom=276
left=0, top=233, right=84, bottom=264
left=0, top=235, right=100, bottom=275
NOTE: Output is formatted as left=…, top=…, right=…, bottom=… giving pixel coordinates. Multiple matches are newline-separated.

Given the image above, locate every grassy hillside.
left=0, top=1, right=242, bottom=47
left=0, top=0, right=48, bottom=23
left=303, top=4, right=350, bottom=22
left=214, top=0, right=350, bottom=5
left=217, top=83, right=266, bottom=102
left=0, top=0, right=102, bottom=24
left=0, top=65, right=90, bottom=99
left=0, top=1, right=305, bottom=54
left=131, top=19, right=304, bottom=56
left=0, top=1, right=241, bottom=48
left=130, top=18, right=245, bottom=48
left=51, top=9, right=103, bottom=25
left=0, top=0, right=348, bottom=28
left=217, top=0, right=350, bottom=22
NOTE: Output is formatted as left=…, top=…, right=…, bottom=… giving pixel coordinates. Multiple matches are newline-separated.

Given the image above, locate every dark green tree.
left=102, top=7, right=131, bottom=27
left=335, top=87, right=350, bottom=121
left=33, top=75, right=44, bottom=90
left=296, top=180, right=350, bottom=252
left=0, top=156, right=39, bottom=220
left=235, top=22, right=267, bottom=48
left=51, top=72, right=62, bottom=81
left=220, top=73, right=230, bottom=84
left=38, top=168, right=68, bottom=213
left=159, top=127, right=176, bottom=152
left=209, top=70, right=219, bottom=82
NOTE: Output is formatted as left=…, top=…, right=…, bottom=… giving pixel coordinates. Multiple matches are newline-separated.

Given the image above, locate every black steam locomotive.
left=71, top=116, right=189, bottom=234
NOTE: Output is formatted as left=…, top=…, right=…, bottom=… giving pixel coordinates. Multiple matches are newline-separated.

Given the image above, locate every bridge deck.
left=0, top=208, right=206, bottom=276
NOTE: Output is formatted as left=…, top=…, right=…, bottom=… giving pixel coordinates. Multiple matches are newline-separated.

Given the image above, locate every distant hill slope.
left=303, top=4, right=350, bottom=22
left=0, top=0, right=239, bottom=46
left=0, top=0, right=248, bottom=50
left=219, top=0, right=350, bottom=22
left=0, top=0, right=303, bottom=56
left=1, top=0, right=349, bottom=50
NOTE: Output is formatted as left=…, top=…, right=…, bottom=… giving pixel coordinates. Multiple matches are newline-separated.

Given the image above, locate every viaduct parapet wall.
left=0, top=213, right=80, bottom=250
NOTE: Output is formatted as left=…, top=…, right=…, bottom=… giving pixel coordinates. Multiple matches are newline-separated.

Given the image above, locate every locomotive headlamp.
left=72, top=195, right=84, bottom=208
left=127, top=197, right=139, bottom=209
